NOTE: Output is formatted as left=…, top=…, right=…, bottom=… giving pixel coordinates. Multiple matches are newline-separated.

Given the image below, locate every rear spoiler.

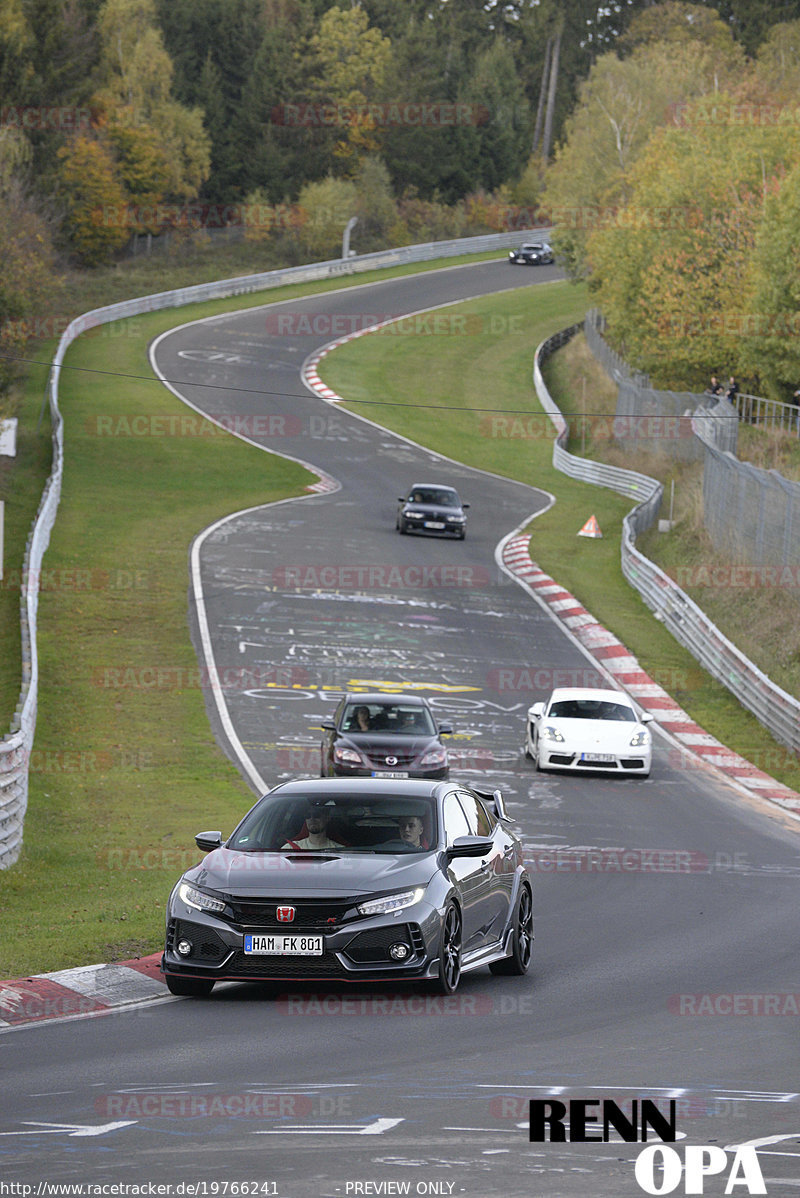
left=474, top=787, right=511, bottom=822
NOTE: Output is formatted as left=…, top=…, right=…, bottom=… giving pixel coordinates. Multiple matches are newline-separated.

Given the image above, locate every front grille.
left=577, top=759, right=617, bottom=769
left=365, top=750, right=418, bottom=768
left=343, top=925, right=412, bottom=964
left=226, top=899, right=355, bottom=929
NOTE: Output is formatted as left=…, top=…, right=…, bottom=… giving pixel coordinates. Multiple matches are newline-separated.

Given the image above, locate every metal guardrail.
left=734, top=392, right=800, bottom=438
left=534, top=322, right=800, bottom=757
left=0, top=227, right=546, bottom=868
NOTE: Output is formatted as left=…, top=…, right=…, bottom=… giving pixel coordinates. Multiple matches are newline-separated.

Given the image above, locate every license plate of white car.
left=582, top=753, right=615, bottom=763
left=424, top=520, right=445, bottom=529
left=244, top=934, right=323, bottom=955
left=373, top=770, right=409, bottom=778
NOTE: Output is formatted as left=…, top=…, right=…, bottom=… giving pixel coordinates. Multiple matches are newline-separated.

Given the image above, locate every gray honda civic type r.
left=162, top=778, right=533, bottom=997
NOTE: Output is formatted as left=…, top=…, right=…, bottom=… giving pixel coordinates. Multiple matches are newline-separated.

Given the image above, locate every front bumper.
left=162, top=902, right=443, bottom=985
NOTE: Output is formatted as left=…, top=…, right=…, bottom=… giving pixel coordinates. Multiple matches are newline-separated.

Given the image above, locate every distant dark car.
left=397, top=483, right=469, bottom=539
left=161, top=777, right=533, bottom=997
left=508, top=242, right=554, bottom=266
left=321, top=693, right=452, bottom=779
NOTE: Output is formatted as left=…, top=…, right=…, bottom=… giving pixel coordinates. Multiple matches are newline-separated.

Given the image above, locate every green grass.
left=320, top=284, right=800, bottom=795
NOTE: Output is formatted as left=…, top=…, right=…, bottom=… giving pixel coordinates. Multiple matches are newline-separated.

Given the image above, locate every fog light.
left=389, top=943, right=409, bottom=960
left=177, top=939, right=193, bottom=957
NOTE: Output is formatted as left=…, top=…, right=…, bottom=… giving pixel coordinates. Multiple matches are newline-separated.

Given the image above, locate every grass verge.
left=320, top=284, right=800, bottom=795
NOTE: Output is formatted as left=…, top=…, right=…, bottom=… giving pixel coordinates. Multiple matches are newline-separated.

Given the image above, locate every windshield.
left=549, top=699, right=637, bottom=722
left=408, top=488, right=459, bottom=507
left=228, top=793, right=438, bottom=854
left=342, top=702, right=436, bottom=736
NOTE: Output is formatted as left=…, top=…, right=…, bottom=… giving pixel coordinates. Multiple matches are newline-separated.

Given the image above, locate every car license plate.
left=581, top=753, right=615, bottom=763
left=244, top=933, right=323, bottom=956
left=372, top=770, right=409, bottom=778
left=424, top=520, right=445, bottom=529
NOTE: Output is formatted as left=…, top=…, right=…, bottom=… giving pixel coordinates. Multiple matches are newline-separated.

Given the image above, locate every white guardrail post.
left=0, top=228, right=547, bottom=867
left=533, top=323, right=800, bottom=758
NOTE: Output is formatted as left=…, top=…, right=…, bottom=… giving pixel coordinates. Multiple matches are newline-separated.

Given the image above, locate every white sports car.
left=526, top=687, right=653, bottom=776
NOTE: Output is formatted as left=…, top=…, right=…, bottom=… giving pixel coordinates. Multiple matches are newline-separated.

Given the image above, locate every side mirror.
left=398, top=497, right=406, bottom=503
left=463, top=502, right=470, bottom=509
left=446, top=835, right=494, bottom=860
left=320, top=720, right=336, bottom=731
left=195, top=830, right=223, bottom=852
left=528, top=702, right=544, bottom=719
left=640, top=712, right=654, bottom=724
left=438, top=722, right=453, bottom=735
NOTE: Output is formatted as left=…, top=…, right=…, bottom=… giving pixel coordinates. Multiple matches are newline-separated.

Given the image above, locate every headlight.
left=178, top=882, right=226, bottom=914
left=405, top=508, right=424, bottom=517
left=334, top=746, right=363, bottom=765
left=357, top=888, right=425, bottom=917
left=419, top=746, right=447, bottom=766
left=629, top=729, right=651, bottom=747
left=445, top=514, right=464, bottom=523
left=541, top=725, right=565, bottom=743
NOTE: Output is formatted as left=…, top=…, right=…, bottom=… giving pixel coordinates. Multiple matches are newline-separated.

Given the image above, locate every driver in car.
left=283, top=804, right=342, bottom=850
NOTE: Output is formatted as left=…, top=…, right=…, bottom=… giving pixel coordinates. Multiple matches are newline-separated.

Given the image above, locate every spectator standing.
left=725, top=375, right=738, bottom=402
left=708, top=374, right=723, bottom=396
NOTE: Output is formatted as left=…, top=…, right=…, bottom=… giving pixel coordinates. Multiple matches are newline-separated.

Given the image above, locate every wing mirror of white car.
left=640, top=713, right=654, bottom=724
left=195, top=830, right=223, bottom=852
left=528, top=702, right=545, bottom=719
left=438, top=722, right=453, bottom=735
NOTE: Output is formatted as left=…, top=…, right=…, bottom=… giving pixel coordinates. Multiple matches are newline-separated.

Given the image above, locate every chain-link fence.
left=587, top=310, right=797, bottom=569
left=701, top=445, right=800, bottom=567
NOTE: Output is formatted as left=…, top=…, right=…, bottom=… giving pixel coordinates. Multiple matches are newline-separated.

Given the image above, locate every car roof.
left=548, top=687, right=631, bottom=704
left=339, top=692, right=430, bottom=707
left=407, top=482, right=459, bottom=493
left=268, top=777, right=444, bottom=799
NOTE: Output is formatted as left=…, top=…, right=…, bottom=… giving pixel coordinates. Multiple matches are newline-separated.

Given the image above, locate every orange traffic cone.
left=577, top=514, right=602, bottom=538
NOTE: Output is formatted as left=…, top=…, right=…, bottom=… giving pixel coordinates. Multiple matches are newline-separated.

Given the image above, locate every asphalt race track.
left=2, top=261, right=800, bottom=1198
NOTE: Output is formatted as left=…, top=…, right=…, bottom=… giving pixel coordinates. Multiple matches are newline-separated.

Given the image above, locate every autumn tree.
left=541, top=29, right=744, bottom=277
left=0, top=130, right=57, bottom=406
left=56, top=133, right=129, bottom=263
left=586, top=89, right=800, bottom=386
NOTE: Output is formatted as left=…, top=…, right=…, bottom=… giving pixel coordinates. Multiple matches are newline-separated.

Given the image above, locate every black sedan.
left=321, top=692, right=452, bottom=779
left=161, top=778, right=533, bottom=996
left=396, top=483, right=469, bottom=538
left=508, top=241, right=554, bottom=265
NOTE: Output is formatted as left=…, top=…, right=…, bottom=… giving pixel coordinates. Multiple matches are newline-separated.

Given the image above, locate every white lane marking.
left=725, top=1134, right=800, bottom=1150
left=255, top=1117, right=403, bottom=1135
left=0, top=1120, right=136, bottom=1137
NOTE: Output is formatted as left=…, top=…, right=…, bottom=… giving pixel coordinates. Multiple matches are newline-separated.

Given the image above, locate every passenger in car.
left=395, top=814, right=426, bottom=849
